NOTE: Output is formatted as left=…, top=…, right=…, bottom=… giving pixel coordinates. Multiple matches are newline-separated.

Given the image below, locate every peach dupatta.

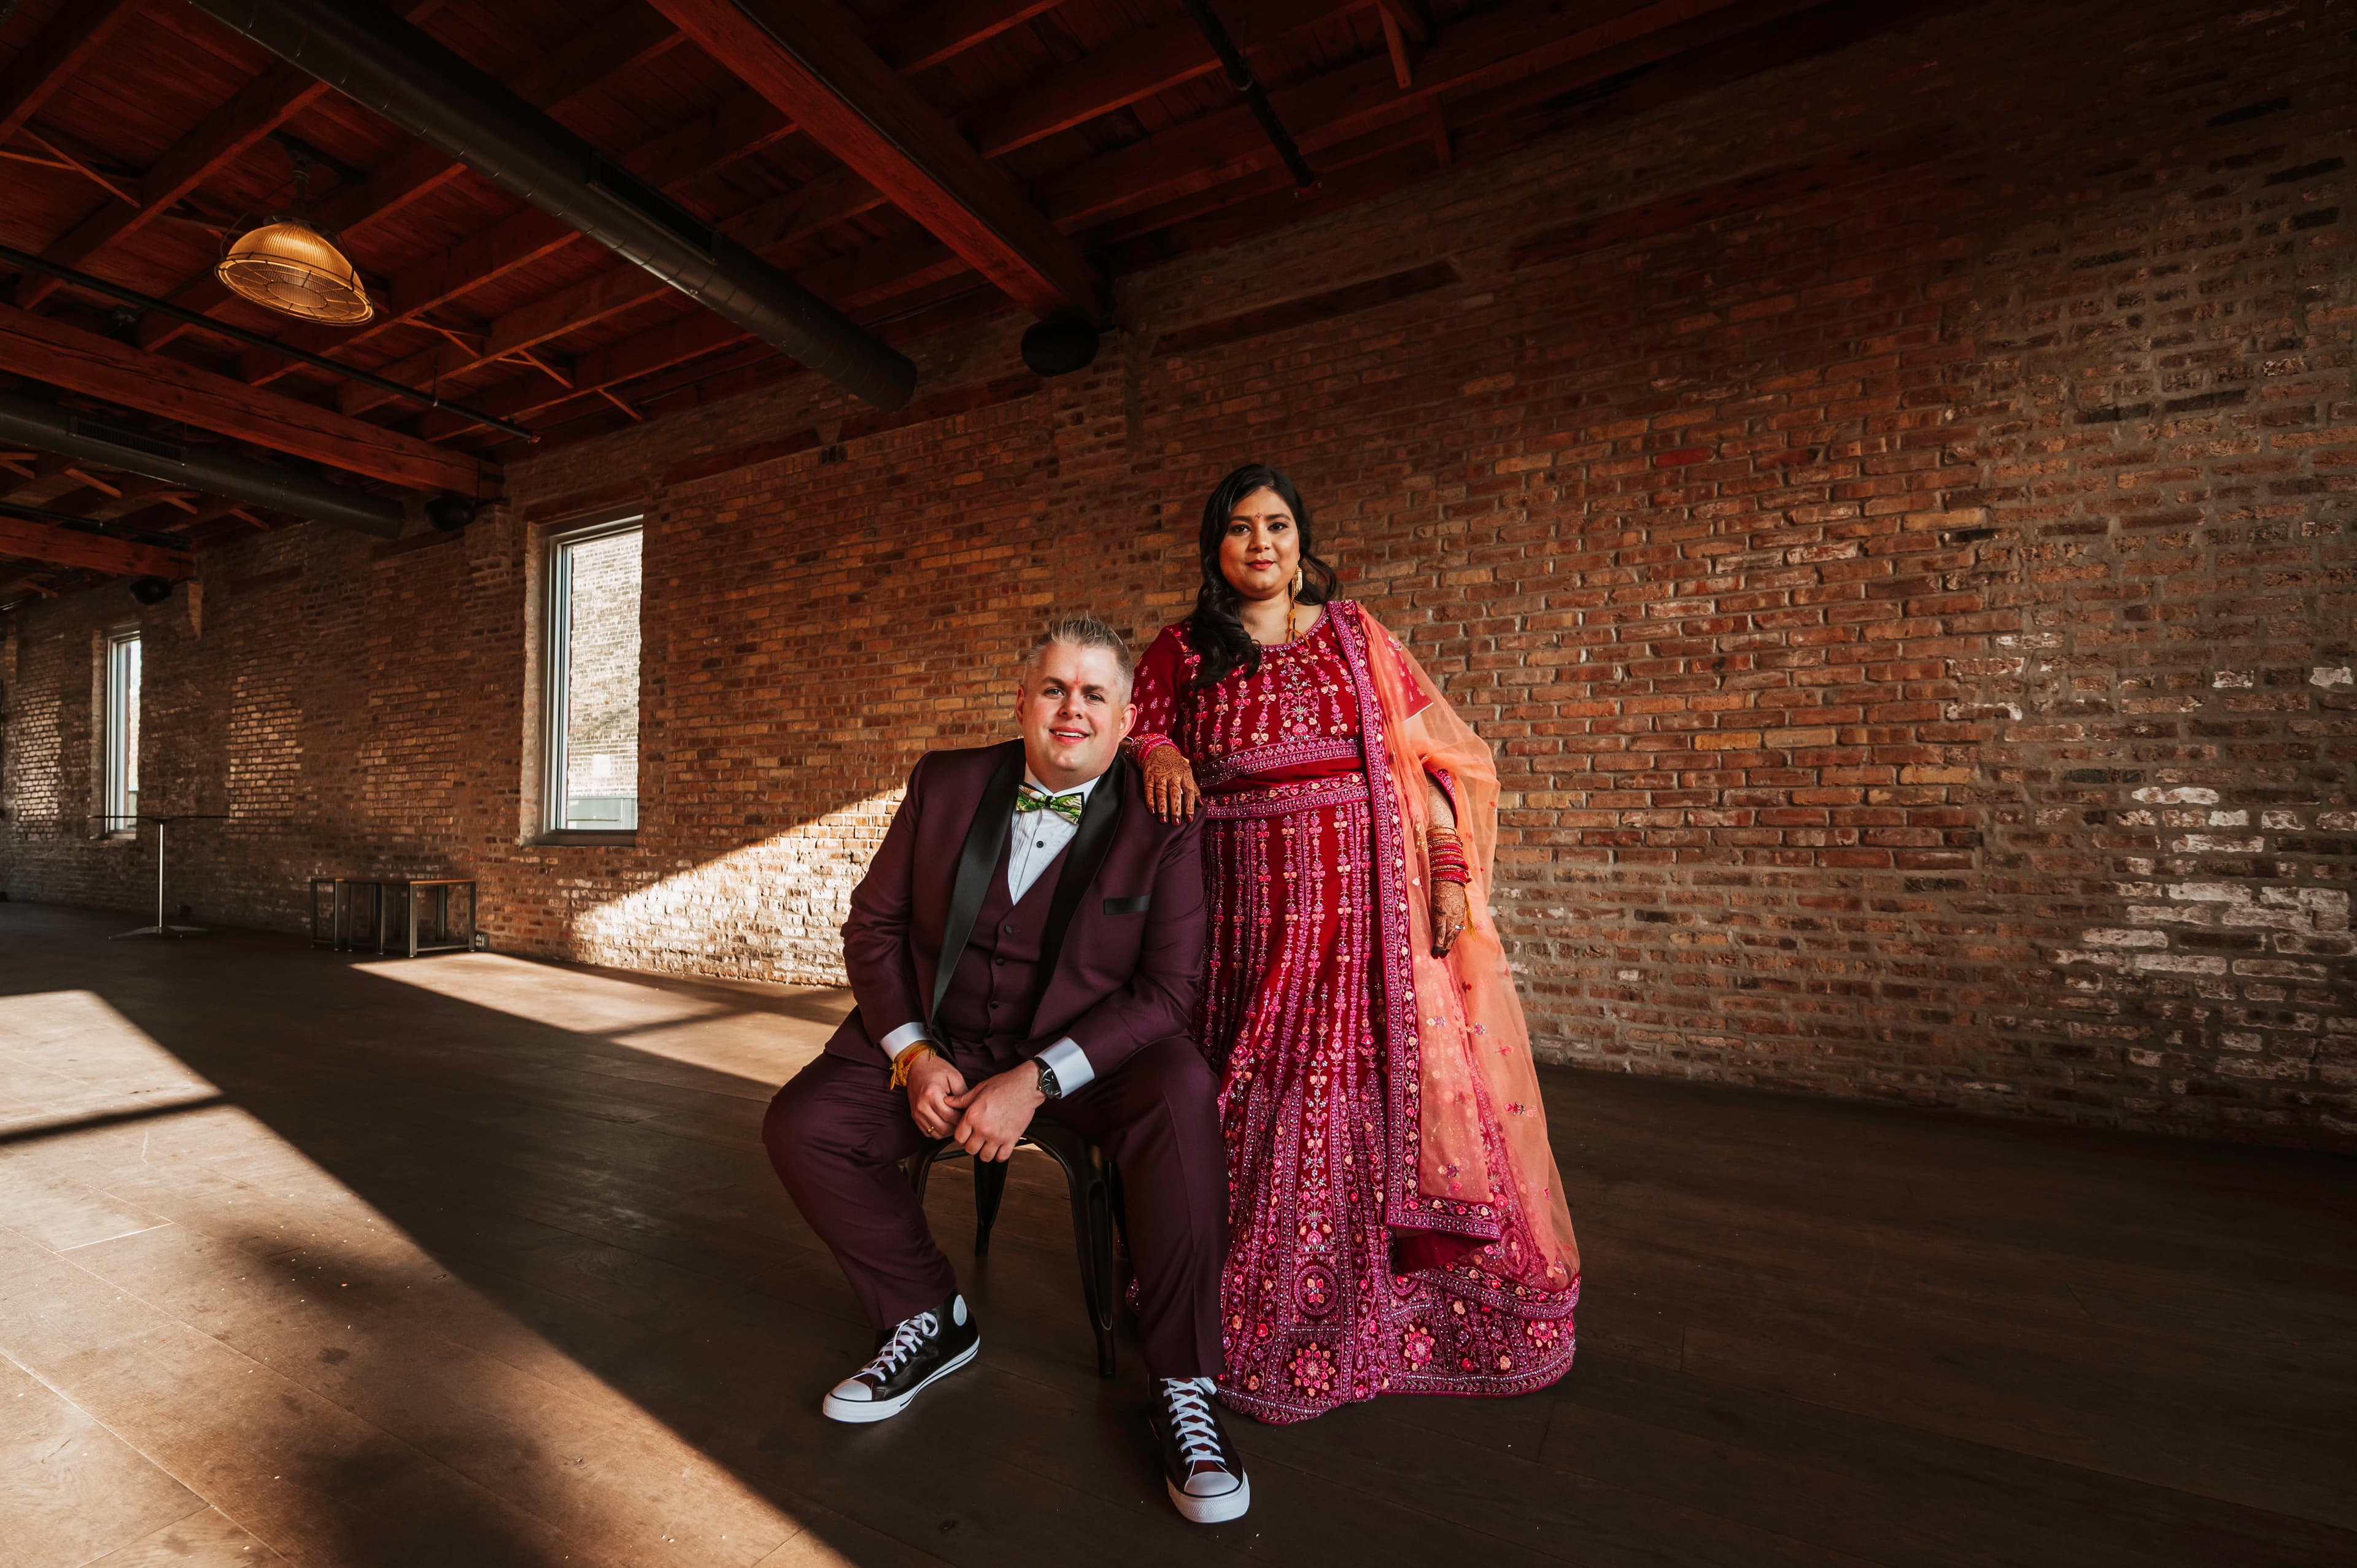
left=1345, top=604, right=1580, bottom=1300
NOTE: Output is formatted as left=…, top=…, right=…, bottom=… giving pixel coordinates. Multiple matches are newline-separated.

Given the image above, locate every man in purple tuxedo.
left=763, top=617, right=1248, bottom=1524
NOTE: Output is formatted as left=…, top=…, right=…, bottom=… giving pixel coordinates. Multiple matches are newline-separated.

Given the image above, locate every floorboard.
left=1, top=903, right=2351, bottom=1567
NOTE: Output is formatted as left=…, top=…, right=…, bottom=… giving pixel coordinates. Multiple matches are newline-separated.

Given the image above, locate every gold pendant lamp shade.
left=216, top=218, right=373, bottom=325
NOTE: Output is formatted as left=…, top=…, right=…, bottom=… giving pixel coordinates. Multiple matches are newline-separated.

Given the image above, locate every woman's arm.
left=1126, top=625, right=1201, bottom=822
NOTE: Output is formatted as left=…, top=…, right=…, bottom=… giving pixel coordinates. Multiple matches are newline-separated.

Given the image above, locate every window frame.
left=538, top=511, right=644, bottom=844
left=101, top=626, right=141, bottom=837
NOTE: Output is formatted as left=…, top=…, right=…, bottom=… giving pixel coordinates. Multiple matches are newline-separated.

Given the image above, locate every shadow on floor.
left=1, top=902, right=2353, bottom=1568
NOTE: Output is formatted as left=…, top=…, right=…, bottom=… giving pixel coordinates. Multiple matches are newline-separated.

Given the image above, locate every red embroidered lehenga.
left=1131, top=600, right=1580, bottom=1424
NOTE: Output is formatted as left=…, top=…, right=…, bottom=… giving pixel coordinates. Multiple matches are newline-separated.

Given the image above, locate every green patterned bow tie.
left=1015, top=784, right=1086, bottom=825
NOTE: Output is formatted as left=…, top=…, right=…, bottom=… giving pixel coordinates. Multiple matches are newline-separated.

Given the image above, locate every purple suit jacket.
left=824, top=740, right=1206, bottom=1081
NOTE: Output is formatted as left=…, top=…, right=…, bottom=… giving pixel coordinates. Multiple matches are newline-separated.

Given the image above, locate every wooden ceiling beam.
left=150, top=4, right=669, bottom=362
left=963, top=0, right=1368, bottom=160
left=1039, top=0, right=1779, bottom=228
left=0, top=0, right=138, bottom=147
left=15, top=60, right=332, bottom=310
left=649, top=0, right=1100, bottom=318
left=345, top=167, right=893, bottom=417
left=882, top=0, right=1067, bottom=74
left=0, top=516, right=194, bottom=580
left=0, top=301, right=492, bottom=493
left=414, top=230, right=970, bottom=439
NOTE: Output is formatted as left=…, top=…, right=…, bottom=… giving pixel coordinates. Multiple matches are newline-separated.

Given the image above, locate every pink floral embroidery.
left=1129, top=606, right=1577, bottom=1425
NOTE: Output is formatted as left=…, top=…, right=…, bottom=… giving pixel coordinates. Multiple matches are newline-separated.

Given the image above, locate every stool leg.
left=973, top=1157, right=1010, bottom=1256
left=905, top=1143, right=939, bottom=1202
left=1070, top=1145, right=1116, bottom=1379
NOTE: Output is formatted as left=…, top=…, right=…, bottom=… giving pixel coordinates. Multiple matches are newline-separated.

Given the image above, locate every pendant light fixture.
left=215, top=155, right=373, bottom=325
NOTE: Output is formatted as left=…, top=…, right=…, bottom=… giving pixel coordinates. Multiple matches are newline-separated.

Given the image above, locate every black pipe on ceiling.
left=185, top=0, right=918, bottom=412
left=1178, top=0, right=1317, bottom=190
left=0, top=386, right=407, bottom=539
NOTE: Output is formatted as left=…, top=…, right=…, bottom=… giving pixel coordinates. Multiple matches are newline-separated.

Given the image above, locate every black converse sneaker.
left=1150, top=1377, right=1250, bottom=1523
left=820, top=1294, right=980, bottom=1424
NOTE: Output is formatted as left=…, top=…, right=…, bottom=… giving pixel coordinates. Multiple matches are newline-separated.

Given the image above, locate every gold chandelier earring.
left=1288, top=566, right=1304, bottom=643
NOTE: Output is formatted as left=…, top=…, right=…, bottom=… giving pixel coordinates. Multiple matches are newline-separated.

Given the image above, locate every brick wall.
left=2, top=0, right=2350, bottom=1146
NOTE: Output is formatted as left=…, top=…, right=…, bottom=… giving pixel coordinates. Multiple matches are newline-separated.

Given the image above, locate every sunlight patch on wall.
left=574, top=789, right=903, bottom=986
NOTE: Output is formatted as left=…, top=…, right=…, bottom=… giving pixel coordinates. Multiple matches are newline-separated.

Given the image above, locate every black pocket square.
left=1103, top=894, right=1151, bottom=916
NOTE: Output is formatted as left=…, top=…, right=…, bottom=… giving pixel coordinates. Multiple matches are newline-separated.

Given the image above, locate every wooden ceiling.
left=0, top=0, right=1927, bottom=605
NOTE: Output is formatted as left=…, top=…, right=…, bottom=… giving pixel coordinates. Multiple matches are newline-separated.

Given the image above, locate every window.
left=543, top=516, right=643, bottom=836
left=104, top=629, right=141, bottom=833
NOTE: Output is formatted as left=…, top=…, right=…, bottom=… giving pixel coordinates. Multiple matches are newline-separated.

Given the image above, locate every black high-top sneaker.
left=820, top=1294, right=980, bottom=1424
left=1150, top=1377, right=1250, bottom=1523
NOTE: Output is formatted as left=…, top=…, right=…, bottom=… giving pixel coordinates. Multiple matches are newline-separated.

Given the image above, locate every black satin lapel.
left=929, top=741, right=1025, bottom=1029
left=1033, top=752, right=1128, bottom=1027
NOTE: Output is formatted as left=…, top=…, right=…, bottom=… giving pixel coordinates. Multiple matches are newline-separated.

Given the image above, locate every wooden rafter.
left=1037, top=0, right=1798, bottom=227
left=15, top=63, right=334, bottom=310
left=648, top=0, right=1101, bottom=318
left=0, top=516, right=193, bottom=579
left=0, top=0, right=137, bottom=147
left=0, top=302, right=492, bottom=494
left=338, top=1, right=1099, bottom=416
left=144, top=1, right=651, bottom=361
left=883, top=0, right=1067, bottom=74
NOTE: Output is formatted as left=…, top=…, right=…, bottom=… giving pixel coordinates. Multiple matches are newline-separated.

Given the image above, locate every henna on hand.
left=1139, top=743, right=1200, bottom=824
left=1431, top=879, right=1470, bottom=957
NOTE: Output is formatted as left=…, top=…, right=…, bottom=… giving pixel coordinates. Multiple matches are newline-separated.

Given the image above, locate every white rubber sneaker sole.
left=1168, top=1472, right=1250, bottom=1524
left=819, top=1337, right=978, bottom=1424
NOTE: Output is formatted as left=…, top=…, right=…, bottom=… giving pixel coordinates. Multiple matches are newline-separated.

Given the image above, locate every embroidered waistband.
left=1201, top=774, right=1372, bottom=821
left=1194, top=735, right=1362, bottom=789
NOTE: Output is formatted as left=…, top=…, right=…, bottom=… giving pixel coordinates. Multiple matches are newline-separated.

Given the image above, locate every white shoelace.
left=859, top=1310, right=939, bottom=1382
left=1160, top=1378, right=1228, bottom=1472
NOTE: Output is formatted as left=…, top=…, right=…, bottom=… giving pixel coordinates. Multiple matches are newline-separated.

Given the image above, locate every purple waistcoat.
left=932, top=835, right=1070, bottom=1066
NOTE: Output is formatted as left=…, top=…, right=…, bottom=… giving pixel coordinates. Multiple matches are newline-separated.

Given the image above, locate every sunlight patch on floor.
left=0, top=986, right=837, bottom=1566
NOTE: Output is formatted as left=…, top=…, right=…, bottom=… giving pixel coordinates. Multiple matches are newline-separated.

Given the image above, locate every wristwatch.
left=1034, top=1057, right=1064, bottom=1101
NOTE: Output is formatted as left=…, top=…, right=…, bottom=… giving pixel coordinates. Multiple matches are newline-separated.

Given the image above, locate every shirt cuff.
left=1035, top=1037, right=1095, bottom=1095
left=878, top=1020, right=929, bottom=1060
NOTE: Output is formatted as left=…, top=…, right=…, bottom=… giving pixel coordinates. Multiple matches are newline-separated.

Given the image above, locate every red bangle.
left=1128, top=734, right=1175, bottom=763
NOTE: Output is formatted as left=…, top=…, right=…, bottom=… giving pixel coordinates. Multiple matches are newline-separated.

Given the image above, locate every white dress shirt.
left=878, top=766, right=1104, bottom=1093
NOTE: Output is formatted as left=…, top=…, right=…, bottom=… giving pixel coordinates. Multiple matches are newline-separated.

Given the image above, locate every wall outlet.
left=471, top=932, right=489, bottom=951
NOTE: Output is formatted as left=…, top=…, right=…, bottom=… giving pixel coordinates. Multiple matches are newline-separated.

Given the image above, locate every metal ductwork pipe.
left=0, top=387, right=407, bottom=538
left=187, top=0, right=918, bottom=412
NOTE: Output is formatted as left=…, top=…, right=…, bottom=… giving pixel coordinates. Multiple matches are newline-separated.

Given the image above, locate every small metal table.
left=312, top=877, right=476, bottom=956
left=107, top=813, right=233, bottom=940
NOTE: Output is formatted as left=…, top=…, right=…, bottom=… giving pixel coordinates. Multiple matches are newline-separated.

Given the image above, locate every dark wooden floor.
left=1, top=902, right=2351, bottom=1567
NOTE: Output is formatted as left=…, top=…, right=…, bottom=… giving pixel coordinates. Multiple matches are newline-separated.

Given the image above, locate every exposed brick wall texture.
left=3, top=0, right=2351, bottom=1147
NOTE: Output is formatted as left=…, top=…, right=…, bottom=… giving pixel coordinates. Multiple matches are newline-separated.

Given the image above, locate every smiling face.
left=1217, top=485, right=1301, bottom=603
left=1013, top=638, right=1136, bottom=790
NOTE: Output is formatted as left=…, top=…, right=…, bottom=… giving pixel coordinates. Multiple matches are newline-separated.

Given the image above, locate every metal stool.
left=904, top=1118, right=1123, bottom=1377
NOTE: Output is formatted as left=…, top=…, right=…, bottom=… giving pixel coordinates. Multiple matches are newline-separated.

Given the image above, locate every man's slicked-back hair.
left=1028, top=615, right=1135, bottom=701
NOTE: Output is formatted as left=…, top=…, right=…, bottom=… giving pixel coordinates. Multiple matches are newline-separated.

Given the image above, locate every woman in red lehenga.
left=1121, top=463, right=1581, bottom=1424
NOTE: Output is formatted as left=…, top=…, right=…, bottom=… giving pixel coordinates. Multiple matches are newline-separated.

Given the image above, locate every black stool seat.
left=904, top=1119, right=1121, bottom=1377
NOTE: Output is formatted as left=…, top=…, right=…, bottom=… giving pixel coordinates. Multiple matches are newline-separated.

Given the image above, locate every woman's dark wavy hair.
left=1188, top=462, right=1340, bottom=689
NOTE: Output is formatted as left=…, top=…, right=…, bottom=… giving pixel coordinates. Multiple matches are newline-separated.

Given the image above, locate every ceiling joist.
left=0, top=302, right=493, bottom=495
left=649, top=0, right=1102, bottom=319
